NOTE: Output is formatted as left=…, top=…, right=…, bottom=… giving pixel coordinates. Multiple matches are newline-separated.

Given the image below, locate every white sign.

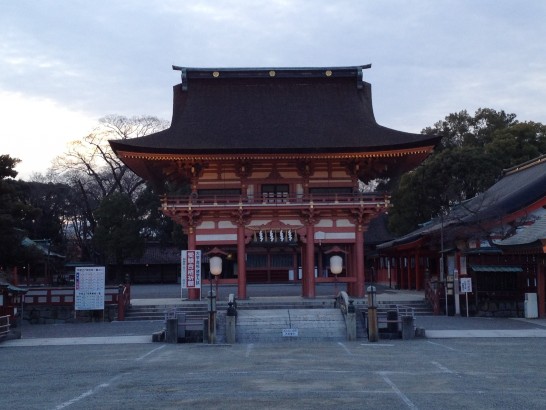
left=75, top=266, right=105, bottom=310
left=181, top=250, right=202, bottom=289
left=282, top=329, right=299, bottom=337
left=460, top=277, right=473, bottom=293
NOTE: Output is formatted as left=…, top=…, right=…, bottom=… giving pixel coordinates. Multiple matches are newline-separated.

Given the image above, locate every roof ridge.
left=502, top=154, right=546, bottom=176
left=172, top=64, right=372, bottom=73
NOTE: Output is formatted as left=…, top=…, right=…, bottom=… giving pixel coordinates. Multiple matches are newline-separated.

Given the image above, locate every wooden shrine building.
left=110, top=65, right=439, bottom=299
left=373, top=155, right=546, bottom=318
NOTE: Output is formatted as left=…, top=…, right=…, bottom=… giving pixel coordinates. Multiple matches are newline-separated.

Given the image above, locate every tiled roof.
left=378, top=155, right=546, bottom=250
left=123, top=243, right=181, bottom=265
left=496, top=208, right=546, bottom=246
left=110, top=66, right=439, bottom=156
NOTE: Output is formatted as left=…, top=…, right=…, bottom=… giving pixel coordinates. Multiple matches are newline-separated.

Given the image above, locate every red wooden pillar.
left=346, top=244, right=356, bottom=296
left=303, top=224, right=315, bottom=298
left=407, top=256, right=411, bottom=289
left=237, top=224, right=247, bottom=300
left=398, top=257, right=404, bottom=289
left=354, top=226, right=365, bottom=298
left=415, top=250, right=422, bottom=290
left=301, top=246, right=307, bottom=294
left=187, top=227, right=200, bottom=300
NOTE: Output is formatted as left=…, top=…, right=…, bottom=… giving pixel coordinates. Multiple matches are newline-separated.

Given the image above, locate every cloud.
left=0, top=91, right=96, bottom=179
left=1, top=1, right=545, bottom=177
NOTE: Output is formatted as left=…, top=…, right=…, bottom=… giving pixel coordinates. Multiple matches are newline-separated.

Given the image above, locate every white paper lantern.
left=210, top=256, right=223, bottom=276
left=330, top=255, right=343, bottom=275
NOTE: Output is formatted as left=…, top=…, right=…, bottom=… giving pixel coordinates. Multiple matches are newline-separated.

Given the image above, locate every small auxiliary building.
left=110, top=65, right=439, bottom=299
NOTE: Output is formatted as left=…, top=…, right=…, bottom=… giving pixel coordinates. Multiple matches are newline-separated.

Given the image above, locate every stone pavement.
left=3, top=283, right=546, bottom=346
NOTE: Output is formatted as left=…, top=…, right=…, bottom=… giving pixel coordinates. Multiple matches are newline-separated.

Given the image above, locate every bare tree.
left=54, top=115, right=168, bottom=199
left=51, top=115, right=168, bottom=261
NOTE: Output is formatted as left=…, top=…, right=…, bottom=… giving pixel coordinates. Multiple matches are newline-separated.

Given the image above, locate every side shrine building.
left=110, top=65, right=439, bottom=300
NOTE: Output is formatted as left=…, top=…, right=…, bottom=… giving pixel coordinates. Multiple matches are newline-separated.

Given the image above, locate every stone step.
left=124, top=298, right=433, bottom=322
left=124, top=305, right=209, bottom=321
left=219, top=302, right=336, bottom=310
left=236, top=309, right=346, bottom=343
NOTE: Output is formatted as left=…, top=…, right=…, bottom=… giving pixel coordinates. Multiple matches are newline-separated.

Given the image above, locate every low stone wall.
left=23, top=305, right=119, bottom=324
left=475, top=300, right=524, bottom=318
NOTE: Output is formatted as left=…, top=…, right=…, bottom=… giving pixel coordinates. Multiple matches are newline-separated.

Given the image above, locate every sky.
left=1, top=0, right=545, bottom=179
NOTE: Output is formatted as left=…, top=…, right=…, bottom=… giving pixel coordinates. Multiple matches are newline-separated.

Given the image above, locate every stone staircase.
left=124, top=296, right=433, bottom=342
left=124, top=303, right=209, bottom=322
left=235, top=308, right=345, bottom=343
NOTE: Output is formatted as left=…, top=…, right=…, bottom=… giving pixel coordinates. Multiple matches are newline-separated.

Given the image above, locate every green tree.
left=93, top=192, right=144, bottom=281
left=0, top=155, right=42, bottom=272
left=485, top=122, right=546, bottom=168
left=17, top=181, right=73, bottom=243
left=93, top=192, right=144, bottom=263
left=135, top=185, right=186, bottom=246
left=388, top=109, right=544, bottom=235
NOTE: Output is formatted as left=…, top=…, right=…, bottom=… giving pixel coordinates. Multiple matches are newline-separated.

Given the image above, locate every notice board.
left=75, top=266, right=105, bottom=310
left=181, top=250, right=202, bottom=289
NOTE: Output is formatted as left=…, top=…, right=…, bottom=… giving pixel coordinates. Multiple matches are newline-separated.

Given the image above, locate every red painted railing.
left=425, top=280, right=444, bottom=315
left=0, top=315, right=9, bottom=338
left=117, top=284, right=130, bottom=321
left=24, top=286, right=123, bottom=306
left=22, top=284, right=132, bottom=321
left=162, top=192, right=390, bottom=209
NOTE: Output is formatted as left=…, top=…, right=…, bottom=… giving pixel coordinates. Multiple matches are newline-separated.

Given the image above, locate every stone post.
left=367, top=286, right=378, bottom=342
left=226, top=302, right=237, bottom=344
left=402, top=316, right=414, bottom=340
left=165, top=318, right=178, bottom=343
left=346, top=300, right=356, bottom=341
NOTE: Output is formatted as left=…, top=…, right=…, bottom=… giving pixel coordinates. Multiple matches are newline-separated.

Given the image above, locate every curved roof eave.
left=109, top=136, right=440, bottom=157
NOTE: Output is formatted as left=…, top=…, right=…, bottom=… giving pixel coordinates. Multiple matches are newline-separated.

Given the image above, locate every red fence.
left=23, top=284, right=131, bottom=321
left=425, top=280, right=443, bottom=315
left=0, top=315, right=9, bottom=338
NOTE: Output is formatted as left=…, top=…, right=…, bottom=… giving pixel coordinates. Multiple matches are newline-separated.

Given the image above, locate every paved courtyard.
left=2, top=338, right=546, bottom=409
left=3, top=283, right=546, bottom=409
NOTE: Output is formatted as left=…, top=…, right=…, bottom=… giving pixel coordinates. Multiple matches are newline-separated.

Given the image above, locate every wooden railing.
left=425, top=280, right=443, bottom=315
left=162, top=192, right=390, bottom=209
left=117, top=284, right=131, bottom=321
left=23, top=286, right=124, bottom=306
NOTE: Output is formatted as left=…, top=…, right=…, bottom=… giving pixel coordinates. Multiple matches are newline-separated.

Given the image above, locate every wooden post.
left=117, top=285, right=125, bottom=321
left=304, top=224, right=315, bottom=298
left=355, top=226, right=365, bottom=298
left=367, top=307, right=378, bottom=342
left=237, top=225, right=247, bottom=300
left=187, top=227, right=200, bottom=300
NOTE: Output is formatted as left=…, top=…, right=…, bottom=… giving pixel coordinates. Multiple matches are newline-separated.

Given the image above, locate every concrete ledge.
left=1, top=335, right=153, bottom=347
left=426, top=329, right=546, bottom=338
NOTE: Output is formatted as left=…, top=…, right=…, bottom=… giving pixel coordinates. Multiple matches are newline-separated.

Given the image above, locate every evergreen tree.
left=388, top=109, right=545, bottom=235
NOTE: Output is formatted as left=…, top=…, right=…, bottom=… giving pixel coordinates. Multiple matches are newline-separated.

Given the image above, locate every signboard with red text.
left=181, top=250, right=202, bottom=289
